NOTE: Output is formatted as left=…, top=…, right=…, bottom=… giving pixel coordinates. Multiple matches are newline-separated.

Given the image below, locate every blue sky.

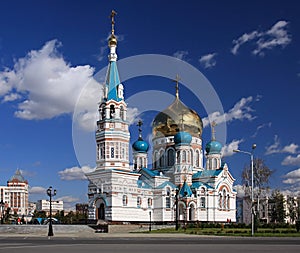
left=1, top=0, right=300, bottom=209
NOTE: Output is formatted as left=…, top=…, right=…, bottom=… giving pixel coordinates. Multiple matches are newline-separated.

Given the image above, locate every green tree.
left=270, top=190, right=286, bottom=223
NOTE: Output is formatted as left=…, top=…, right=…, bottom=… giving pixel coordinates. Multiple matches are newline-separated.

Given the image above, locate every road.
left=0, top=237, right=299, bottom=253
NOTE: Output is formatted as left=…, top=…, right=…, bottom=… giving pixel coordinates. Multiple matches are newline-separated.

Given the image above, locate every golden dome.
left=108, top=34, right=117, bottom=47
left=152, top=97, right=203, bottom=138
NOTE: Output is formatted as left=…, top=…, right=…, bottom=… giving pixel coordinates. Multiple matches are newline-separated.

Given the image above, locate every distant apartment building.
left=0, top=169, right=29, bottom=216
left=36, top=199, right=64, bottom=215
left=240, top=194, right=300, bottom=224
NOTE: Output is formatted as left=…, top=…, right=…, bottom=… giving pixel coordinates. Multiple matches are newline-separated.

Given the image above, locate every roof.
left=9, top=169, right=27, bottom=183
left=179, top=181, right=193, bottom=197
left=191, top=181, right=214, bottom=189
left=156, top=181, right=177, bottom=189
left=192, top=169, right=223, bottom=179
left=140, top=168, right=165, bottom=177
left=106, top=61, right=122, bottom=102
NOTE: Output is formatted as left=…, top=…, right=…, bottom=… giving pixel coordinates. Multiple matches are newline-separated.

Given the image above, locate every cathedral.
left=86, top=11, right=236, bottom=224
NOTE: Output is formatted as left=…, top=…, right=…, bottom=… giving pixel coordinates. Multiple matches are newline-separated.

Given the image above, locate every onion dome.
left=205, top=121, right=222, bottom=154
left=205, top=140, right=222, bottom=154
left=132, top=119, right=149, bottom=153
left=174, top=131, right=192, bottom=145
left=132, top=139, right=149, bottom=153
left=152, top=91, right=203, bottom=138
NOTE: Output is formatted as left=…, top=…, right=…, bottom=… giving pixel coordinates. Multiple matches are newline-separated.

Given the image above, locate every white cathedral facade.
left=86, top=12, right=236, bottom=224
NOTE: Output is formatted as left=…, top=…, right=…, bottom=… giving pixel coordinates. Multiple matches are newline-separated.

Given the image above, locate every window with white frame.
left=122, top=195, right=128, bottom=206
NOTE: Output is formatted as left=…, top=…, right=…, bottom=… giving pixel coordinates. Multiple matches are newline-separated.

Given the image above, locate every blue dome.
left=205, top=140, right=222, bottom=154
left=132, top=139, right=149, bottom=153
left=174, top=131, right=192, bottom=145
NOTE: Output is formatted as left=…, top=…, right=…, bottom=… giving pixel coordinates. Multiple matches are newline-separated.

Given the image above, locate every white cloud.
left=0, top=39, right=97, bottom=120
left=283, top=168, right=300, bottom=185
left=173, top=50, right=189, bottom=61
left=231, top=20, right=291, bottom=56
left=202, top=96, right=256, bottom=128
left=282, top=154, right=300, bottom=166
left=58, top=165, right=95, bottom=181
left=234, top=184, right=246, bottom=198
left=29, top=186, right=47, bottom=194
left=56, top=195, right=80, bottom=203
left=222, top=139, right=244, bottom=157
left=126, top=107, right=140, bottom=125
left=1, top=93, right=21, bottom=103
left=265, top=135, right=298, bottom=155
left=251, top=122, right=272, bottom=137
left=199, top=53, right=217, bottom=69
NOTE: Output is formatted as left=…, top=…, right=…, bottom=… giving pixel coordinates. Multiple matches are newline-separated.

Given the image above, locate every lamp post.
left=46, top=186, right=56, bottom=237
left=233, top=144, right=256, bottom=236
left=149, top=210, right=152, bottom=232
left=175, top=189, right=179, bottom=230
left=0, top=200, right=4, bottom=224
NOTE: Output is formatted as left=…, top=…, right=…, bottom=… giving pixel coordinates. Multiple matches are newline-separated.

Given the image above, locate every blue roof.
left=192, top=169, right=222, bottom=179
left=140, top=168, right=164, bottom=177
left=106, top=61, right=122, bottom=102
left=157, top=181, right=177, bottom=189
left=179, top=181, right=193, bottom=197
left=191, top=181, right=214, bottom=189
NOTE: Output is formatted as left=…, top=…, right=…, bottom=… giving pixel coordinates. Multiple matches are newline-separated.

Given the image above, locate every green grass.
left=146, top=227, right=300, bottom=237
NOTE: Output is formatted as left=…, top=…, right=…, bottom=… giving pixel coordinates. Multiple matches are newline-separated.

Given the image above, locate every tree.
left=286, top=196, right=298, bottom=224
left=270, top=190, right=286, bottom=223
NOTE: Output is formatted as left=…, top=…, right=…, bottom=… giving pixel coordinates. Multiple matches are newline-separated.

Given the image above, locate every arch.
left=190, top=149, right=194, bottom=166
left=178, top=202, right=186, bottom=221
left=195, top=149, right=200, bottom=167
left=212, top=158, right=217, bottom=169
left=167, top=148, right=175, bottom=167
left=110, top=104, right=115, bottom=119
left=189, top=203, right=196, bottom=221
left=182, top=150, right=187, bottom=163
left=159, top=150, right=164, bottom=168
left=95, top=197, right=107, bottom=220
left=120, top=106, right=124, bottom=120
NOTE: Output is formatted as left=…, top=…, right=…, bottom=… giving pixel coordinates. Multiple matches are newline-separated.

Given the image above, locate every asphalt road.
left=0, top=237, right=299, bottom=253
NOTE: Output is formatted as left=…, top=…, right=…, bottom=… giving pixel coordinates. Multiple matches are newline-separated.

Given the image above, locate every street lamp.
left=233, top=143, right=256, bottom=236
left=46, top=186, right=56, bottom=237
left=149, top=211, right=152, bottom=232
left=175, top=189, right=179, bottom=230
left=0, top=200, right=4, bottom=224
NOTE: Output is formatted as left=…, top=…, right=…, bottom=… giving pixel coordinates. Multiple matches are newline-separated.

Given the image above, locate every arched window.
left=101, top=105, right=106, bottom=119
left=176, top=151, right=180, bottom=164
left=219, top=193, right=222, bottom=209
left=166, top=188, right=171, bottom=208
left=167, top=149, right=175, bottom=166
left=120, top=106, right=124, bottom=120
left=195, top=150, right=200, bottom=167
left=159, top=150, right=164, bottom=167
left=148, top=198, right=152, bottom=208
left=137, top=196, right=142, bottom=207
left=122, top=195, right=128, bottom=206
left=222, top=189, right=227, bottom=209
left=110, top=105, right=115, bottom=119
left=138, top=157, right=143, bottom=169
left=189, top=204, right=195, bottom=221
left=190, top=149, right=194, bottom=166
left=182, top=150, right=187, bottom=163
left=200, top=197, right=206, bottom=208
left=227, top=194, right=230, bottom=210
left=212, top=158, right=217, bottom=169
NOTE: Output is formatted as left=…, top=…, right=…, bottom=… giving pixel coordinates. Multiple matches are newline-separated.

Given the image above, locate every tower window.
left=122, top=195, right=128, bottom=206
left=111, top=147, right=115, bottom=158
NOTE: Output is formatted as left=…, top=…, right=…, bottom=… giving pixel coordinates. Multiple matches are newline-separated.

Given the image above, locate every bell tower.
left=96, top=10, right=130, bottom=171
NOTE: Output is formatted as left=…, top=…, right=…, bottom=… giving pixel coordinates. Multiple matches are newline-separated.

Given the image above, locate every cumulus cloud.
left=202, top=96, right=256, bottom=128
left=199, top=53, right=217, bottom=69
left=265, top=135, right=298, bottom=155
left=58, top=165, right=95, bottom=181
left=29, top=186, right=47, bottom=194
left=222, top=139, right=244, bottom=157
left=173, top=50, right=189, bottom=61
left=231, top=20, right=291, bottom=56
left=283, top=168, right=300, bottom=185
left=282, top=154, right=300, bottom=166
left=0, top=39, right=97, bottom=120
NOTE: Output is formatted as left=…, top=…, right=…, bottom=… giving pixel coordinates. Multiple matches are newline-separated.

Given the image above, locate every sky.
left=1, top=0, right=300, bottom=210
